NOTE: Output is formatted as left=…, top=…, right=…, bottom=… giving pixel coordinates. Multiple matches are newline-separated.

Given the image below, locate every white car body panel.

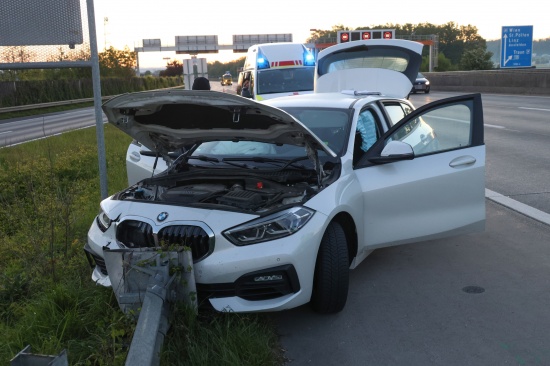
left=126, top=142, right=167, bottom=185
left=359, top=146, right=485, bottom=248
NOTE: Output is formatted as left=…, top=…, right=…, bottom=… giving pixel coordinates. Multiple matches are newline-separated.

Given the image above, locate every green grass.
left=0, top=121, right=282, bottom=365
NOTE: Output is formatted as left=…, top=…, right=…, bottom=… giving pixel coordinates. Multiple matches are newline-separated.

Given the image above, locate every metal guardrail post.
left=124, top=273, right=170, bottom=366
left=103, top=248, right=197, bottom=366
left=10, top=345, right=68, bottom=366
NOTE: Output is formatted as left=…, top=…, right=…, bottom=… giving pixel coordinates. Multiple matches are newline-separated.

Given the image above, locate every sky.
left=93, top=0, right=549, bottom=70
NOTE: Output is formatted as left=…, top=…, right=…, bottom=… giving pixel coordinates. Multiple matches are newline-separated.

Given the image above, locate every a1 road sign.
left=500, top=25, right=533, bottom=68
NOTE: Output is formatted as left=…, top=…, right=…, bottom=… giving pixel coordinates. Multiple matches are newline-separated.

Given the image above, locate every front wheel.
left=310, top=221, right=349, bottom=314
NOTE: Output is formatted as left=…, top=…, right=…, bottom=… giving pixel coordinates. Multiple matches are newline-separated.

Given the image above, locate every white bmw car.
left=85, top=40, right=485, bottom=314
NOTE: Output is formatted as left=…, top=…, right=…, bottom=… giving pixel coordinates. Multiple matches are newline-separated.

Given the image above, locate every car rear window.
left=318, top=46, right=411, bottom=76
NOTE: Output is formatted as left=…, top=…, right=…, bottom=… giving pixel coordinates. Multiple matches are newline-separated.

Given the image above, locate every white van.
left=237, top=43, right=315, bottom=101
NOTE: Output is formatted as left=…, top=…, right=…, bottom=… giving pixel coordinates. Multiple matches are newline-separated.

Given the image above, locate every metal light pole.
left=86, top=0, right=108, bottom=199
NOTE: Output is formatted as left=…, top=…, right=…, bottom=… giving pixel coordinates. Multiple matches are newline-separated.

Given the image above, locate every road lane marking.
left=0, top=131, right=13, bottom=135
left=484, top=124, right=505, bottom=129
left=519, top=107, right=550, bottom=112
left=486, top=188, right=550, bottom=226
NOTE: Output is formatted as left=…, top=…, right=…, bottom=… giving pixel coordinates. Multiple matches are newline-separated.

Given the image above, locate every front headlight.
left=96, top=209, right=113, bottom=232
left=223, top=207, right=315, bottom=246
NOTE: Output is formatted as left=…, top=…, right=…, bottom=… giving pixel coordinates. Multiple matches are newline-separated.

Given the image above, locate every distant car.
left=86, top=40, right=485, bottom=314
left=221, top=73, right=232, bottom=86
left=411, top=72, right=430, bottom=93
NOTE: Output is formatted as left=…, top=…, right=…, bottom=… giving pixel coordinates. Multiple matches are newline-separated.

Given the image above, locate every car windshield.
left=257, top=67, right=314, bottom=94
left=418, top=72, right=425, bottom=78
left=189, top=107, right=352, bottom=164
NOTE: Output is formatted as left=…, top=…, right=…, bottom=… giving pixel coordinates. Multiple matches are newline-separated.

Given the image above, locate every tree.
left=308, top=22, right=495, bottom=71
left=460, top=48, right=494, bottom=70
left=98, top=46, right=136, bottom=78
left=307, top=25, right=349, bottom=43
left=435, top=52, right=455, bottom=71
left=159, top=60, right=183, bottom=77
left=207, top=57, right=245, bottom=78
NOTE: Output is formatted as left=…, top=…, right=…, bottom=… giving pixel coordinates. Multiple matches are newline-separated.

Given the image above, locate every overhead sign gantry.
left=134, top=33, right=293, bottom=55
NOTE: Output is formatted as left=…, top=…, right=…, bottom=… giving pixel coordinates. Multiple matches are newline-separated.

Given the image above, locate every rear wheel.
left=310, top=221, right=349, bottom=314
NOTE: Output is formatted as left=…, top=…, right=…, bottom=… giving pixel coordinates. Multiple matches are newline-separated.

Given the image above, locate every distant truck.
left=236, top=43, right=315, bottom=101
left=221, top=71, right=232, bottom=86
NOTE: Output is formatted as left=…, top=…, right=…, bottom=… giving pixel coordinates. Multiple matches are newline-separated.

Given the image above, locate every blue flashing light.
left=303, top=51, right=315, bottom=66
left=257, top=52, right=270, bottom=69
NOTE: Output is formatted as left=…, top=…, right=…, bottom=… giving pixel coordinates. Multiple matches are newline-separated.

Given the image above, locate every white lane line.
left=484, top=124, right=506, bottom=129
left=486, top=188, right=550, bottom=226
left=0, top=131, right=13, bottom=135
left=519, top=107, right=550, bottom=112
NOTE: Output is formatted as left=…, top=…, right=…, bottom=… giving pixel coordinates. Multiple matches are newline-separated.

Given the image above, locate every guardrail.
left=0, top=86, right=185, bottom=114
left=0, top=97, right=106, bottom=114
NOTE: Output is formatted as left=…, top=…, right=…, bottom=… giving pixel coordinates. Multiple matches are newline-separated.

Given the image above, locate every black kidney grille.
left=116, top=220, right=211, bottom=262
left=158, top=225, right=211, bottom=261
left=116, top=220, right=155, bottom=248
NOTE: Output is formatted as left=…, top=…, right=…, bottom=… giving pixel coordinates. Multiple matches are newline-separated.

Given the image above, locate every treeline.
left=207, top=57, right=246, bottom=78
left=309, top=22, right=495, bottom=71
left=0, top=46, right=183, bottom=107
left=154, top=57, right=246, bottom=80
left=0, top=76, right=183, bottom=108
left=487, top=38, right=550, bottom=65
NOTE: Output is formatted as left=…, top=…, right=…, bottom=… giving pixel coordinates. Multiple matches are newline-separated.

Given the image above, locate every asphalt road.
left=410, top=91, right=550, bottom=217
left=274, top=199, right=550, bottom=365
left=273, top=91, right=550, bottom=365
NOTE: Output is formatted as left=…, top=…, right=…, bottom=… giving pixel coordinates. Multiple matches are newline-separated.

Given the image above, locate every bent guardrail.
left=103, top=247, right=197, bottom=366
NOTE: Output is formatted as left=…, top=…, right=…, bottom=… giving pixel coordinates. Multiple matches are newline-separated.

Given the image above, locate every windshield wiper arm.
left=222, top=156, right=310, bottom=169
left=188, top=155, right=220, bottom=163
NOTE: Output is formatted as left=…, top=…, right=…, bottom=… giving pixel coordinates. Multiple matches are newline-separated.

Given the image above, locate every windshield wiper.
left=222, top=156, right=310, bottom=169
left=188, top=155, right=220, bottom=163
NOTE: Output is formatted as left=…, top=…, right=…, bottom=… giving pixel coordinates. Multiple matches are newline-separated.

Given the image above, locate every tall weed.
left=0, top=124, right=133, bottom=364
left=0, top=121, right=283, bottom=365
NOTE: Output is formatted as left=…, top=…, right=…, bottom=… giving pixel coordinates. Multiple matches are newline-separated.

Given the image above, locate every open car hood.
left=102, top=90, right=335, bottom=158
left=314, top=39, right=423, bottom=98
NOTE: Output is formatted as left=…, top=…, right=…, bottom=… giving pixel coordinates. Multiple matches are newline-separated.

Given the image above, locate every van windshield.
left=257, top=67, right=314, bottom=95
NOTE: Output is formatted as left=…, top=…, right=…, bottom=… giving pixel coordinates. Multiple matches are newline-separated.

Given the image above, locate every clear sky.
left=93, top=0, right=549, bottom=70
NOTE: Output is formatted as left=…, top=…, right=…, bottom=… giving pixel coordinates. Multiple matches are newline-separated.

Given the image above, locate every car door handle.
left=449, top=155, right=476, bottom=168
left=129, top=151, right=141, bottom=162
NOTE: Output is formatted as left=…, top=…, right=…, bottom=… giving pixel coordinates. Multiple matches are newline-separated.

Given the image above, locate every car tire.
left=425, top=88, right=430, bottom=94
left=310, top=221, right=349, bottom=314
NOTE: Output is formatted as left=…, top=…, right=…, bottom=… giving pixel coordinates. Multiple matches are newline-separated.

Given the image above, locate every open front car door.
left=356, top=93, right=485, bottom=249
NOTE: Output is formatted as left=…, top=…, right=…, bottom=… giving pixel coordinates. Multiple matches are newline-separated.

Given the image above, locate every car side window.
left=382, top=102, right=414, bottom=126
left=387, top=102, right=473, bottom=156
left=353, top=109, right=380, bottom=165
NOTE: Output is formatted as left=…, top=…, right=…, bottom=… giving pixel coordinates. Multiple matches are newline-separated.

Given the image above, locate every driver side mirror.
left=368, top=141, right=414, bottom=164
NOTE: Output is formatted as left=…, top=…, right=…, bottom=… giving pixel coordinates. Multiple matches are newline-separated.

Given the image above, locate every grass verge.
left=0, top=121, right=283, bottom=365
